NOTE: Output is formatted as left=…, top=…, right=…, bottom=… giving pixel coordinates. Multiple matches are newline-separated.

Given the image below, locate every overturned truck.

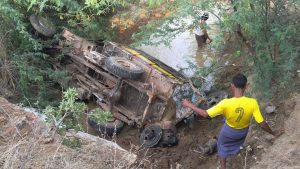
left=30, top=15, right=226, bottom=148
left=56, top=30, right=195, bottom=147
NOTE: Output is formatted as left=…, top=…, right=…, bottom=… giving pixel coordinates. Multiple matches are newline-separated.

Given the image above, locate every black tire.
left=88, top=117, right=124, bottom=136
left=29, top=14, right=56, bottom=37
left=105, top=57, right=144, bottom=80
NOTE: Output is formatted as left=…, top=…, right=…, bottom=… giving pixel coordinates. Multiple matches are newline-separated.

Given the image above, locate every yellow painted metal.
left=124, top=47, right=176, bottom=79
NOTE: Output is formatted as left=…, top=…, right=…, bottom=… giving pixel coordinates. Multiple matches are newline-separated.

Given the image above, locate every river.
left=139, top=13, right=220, bottom=92
left=139, top=13, right=220, bottom=73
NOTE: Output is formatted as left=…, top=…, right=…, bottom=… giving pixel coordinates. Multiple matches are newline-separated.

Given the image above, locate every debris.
left=42, top=137, right=54, bottom=144
left=265, top=135, right=274, bottom=142
left=15, top=117, right=32, bottom=136
left=0, top=115, right=8, bottom=126
left=25, top=112, right=38, bottom=121
left=257, top=145, right=264, bottom=149
left=246, top=145, right=253, bottom=152
left=196, top=138, right=218, bottom=155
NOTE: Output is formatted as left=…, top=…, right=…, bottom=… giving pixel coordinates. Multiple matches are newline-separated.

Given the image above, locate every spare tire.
left=88, top=109, right=124, bottom=136
left=105, top=57, right=144, bottom=80
left=29, top=14, right=56, bottom=37
left=88, top=118, right=124, bottom=136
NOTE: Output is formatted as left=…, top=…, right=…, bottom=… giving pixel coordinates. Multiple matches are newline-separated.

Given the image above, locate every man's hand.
left=259, top=121, right=284, bottom=138
left=269, top=129, right=284, bottom=143
left=208, top=38, right=213, bottom=43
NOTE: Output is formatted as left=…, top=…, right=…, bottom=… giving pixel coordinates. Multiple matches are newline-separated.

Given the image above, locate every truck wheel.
left=140, top=124, right=162, bottom=147
left=88, top=113, right=124, bottom=136
left=105, top=57, right=144, bottom=80
left=29, top=14, right=56, bottom=37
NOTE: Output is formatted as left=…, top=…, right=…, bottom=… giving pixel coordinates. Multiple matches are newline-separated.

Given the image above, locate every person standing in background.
left=194, top=12, right=212, bottom=48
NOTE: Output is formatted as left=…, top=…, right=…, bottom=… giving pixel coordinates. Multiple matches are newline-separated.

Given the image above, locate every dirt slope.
left=116, top=90, right=300, bottom=169
left=0, top=97, right=136, bottom=169
left=251, top=94, right=300, bottom=169
left=1, top=92, right=299, bottom=169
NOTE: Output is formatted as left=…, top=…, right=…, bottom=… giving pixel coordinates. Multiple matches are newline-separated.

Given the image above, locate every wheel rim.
left=140, top=124, right=162, bottom=147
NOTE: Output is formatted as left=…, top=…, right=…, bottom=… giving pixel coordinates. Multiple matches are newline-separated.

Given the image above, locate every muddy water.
left=140, top=14, right=220, bottom=73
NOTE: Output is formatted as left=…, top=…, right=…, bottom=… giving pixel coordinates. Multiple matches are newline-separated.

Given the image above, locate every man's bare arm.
left=181, top=99, right=208, bottom=118
left=258, top=121, right=275, bottom=135
left=258, top=121, right=284, bottom=139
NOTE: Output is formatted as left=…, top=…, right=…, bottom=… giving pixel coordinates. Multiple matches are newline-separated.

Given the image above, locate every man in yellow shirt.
left=182, top=73, right=282, bottom=169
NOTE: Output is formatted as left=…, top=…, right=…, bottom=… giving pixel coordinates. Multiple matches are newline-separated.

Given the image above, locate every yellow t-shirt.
left=207, top=96, right=264, bottom=129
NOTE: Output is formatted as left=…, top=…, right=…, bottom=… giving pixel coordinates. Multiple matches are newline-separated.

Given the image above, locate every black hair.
left=232, top=73, right=247, bottom=88
left=201, top=15, right=208, bottom=21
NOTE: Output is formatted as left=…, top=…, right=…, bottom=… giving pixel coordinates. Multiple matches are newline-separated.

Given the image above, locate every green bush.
left=0, top=0, right=123, bottom=106
left=43, top=88, right=87, bottom=132
left=89, top=108, right=113, bottom=124
left=62, top=138, right=82, bottom=149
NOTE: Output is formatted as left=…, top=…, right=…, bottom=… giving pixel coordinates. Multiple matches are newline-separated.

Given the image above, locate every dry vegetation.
left=0, top=97, right=139, bottom=169
left=0, top=34, right=17, bottom=98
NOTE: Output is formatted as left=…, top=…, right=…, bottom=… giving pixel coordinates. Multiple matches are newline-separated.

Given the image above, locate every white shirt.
left=194, top=25, right=204, bottom=36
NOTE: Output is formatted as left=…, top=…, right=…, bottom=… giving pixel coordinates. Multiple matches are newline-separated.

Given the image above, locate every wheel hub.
left=140, top=124, right=162, bottom=147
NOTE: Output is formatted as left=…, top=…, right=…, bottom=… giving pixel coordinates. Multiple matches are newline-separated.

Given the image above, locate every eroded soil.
left=0, top=98, right=135, bottom=169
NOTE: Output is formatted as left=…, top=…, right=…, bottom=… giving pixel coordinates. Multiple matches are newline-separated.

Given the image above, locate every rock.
left=245, top=137, right=256, bottom=146
left=25, top=112, right=38, bottom=121
left=197, top=138, right=217, bottom=155
left=265, top=105, right=276, bottom=114
left=257, top=145, right=264, bottom=149
left=0, top=115, right=8, bottom=126
left=265, top=134, right=274, bottom=142
left=42, top=132, right=51, bottom=138
left=66, top=132, right=74, bottom=137
left=16, top=117, right=32, bottom=136
left=42, top=137, right=54, bottom=144
left=66, top=129, right=77, bottom=137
